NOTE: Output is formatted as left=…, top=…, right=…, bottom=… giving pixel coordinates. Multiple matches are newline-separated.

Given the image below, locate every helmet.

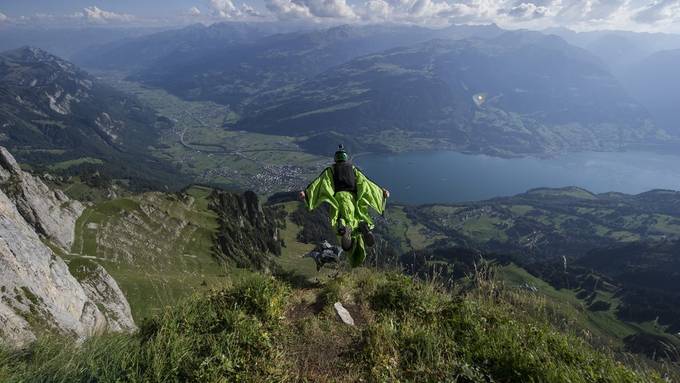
left=334, top=144, right=348, bottom=162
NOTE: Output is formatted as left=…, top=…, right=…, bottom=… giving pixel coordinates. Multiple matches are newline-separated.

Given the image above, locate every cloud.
left=363, top=0, right=392, bottom=19
left=353, top=0, right=508, bottom=25
left=279, top=0, right=680, bottom=31
left=73, top=6, right=135, bottom=23
left=210, top=0, right=239, bottom=17
left=264, top=0, right=356, bottom=19
left=210, top=0, right=264, bottom=18
left=633, top=0, right=680, bottom=23
left=506, top=2, right=550, bottom=18
left=2, top=0, right=678, bottom=32
left=241, top=3, right=264, bottom=16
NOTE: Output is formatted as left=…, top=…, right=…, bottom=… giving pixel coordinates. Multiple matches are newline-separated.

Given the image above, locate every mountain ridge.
left=0, top=46, right=189, bottom=190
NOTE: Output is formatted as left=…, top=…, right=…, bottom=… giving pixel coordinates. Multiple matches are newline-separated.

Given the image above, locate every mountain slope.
left=68, top=185, right=286, bottom=320
left=127, top=24, right=443, bottom=106
left=0, top=146, right=82, bottom=249
left=623, top=49, right=680, bottom=134
left=235, top=31, right=662, bottom=155
left=547, top=28, right=680, bottom=75
left=0, top=47, right=187, bottom=188
left=0, top=26, right=165, bottom=61
left=120, top=24, right=502, bottom=107
left=0, top=146, right=134, bottom=346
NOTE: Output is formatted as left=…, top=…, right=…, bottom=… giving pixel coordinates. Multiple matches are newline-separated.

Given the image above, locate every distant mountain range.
left=117, top=24, right=504, bottom=107
left=235, top=31, right=662, bottom=155
left=0, top=25, right=166, bottom=60
left=622, top=49, right=680, bottom=134
left=72, top=22, right=290, bottom=72
left=71, top=23, right=675, bottom=155
left=0, top=47, right=186, bottom=189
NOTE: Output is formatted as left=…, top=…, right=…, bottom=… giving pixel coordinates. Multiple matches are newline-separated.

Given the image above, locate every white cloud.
left=210, top=0, right=264, bottom=18
left=363, top=0, right=392, bottom=19
left=507, top=2, right=550, bottom=18
left=633, top=0, right=680, bottom=23
left=210, top=0, right=239, bottom=17
left=74, top=6, right=135, bottom=23
left=264, top=0, right=356, bottom=20
left=354, top=0, right=504, bottom=25
left=257, top=0, right=680, bottom=32
left=241, top=3, right=264, bottom=16
left=2, top=0, right=679, bottom=32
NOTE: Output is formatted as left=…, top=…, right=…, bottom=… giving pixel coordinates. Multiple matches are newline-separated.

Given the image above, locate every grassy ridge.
left=68, top=186, right=231, bottom=320
left=0, top=269, right=664, bottom=382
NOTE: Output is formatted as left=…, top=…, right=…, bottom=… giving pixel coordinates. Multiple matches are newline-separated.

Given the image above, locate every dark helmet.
left=334, top=144, right=348, bottom=162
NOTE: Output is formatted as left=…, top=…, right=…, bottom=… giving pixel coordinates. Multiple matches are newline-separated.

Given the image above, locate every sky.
left=0, top=0, right=680, bottom=32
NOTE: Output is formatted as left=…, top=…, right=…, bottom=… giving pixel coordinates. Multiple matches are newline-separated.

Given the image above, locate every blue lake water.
left=353, top=150, right=680, bottom=204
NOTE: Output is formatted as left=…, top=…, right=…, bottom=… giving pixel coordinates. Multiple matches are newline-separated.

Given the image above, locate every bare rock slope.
left=0, top=146, right=83, bottom=249
left=0, top=146, right=135, bottom=347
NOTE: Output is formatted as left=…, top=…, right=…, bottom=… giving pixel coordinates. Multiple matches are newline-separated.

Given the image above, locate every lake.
left=353, top=150, right=680, bottom=204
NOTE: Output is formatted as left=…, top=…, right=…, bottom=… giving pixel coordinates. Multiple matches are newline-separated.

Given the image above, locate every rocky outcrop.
left=0, top=147, right=135, bottom=347
left=0, top=146, right=83, bottom=249
left=210, top=190, right=285, bottom=271
left=75, top=261, right=136, bottom=332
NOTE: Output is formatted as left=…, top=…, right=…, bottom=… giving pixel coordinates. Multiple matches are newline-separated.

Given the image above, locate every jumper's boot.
left=338, top=223, right=353, bottom=251
left=359, top=221, right=375, bottom=248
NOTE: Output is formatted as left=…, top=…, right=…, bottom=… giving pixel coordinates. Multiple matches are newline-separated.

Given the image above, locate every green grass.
left=276, top=202, right=317, bottom=277
left=49, top=157, right=103, bottom=170
left=0, top=269, right=665, bottom=382
left=68, top=186, right=229, bottom=320
left=56, top=176, right=111, bottom=203
left=461, top=216, right=510, bottom=242
left=527, top=187, right=597, bottom=200
left=382, top=206, right=446, bottom=252
left=497, top=263, right=680, bottom=351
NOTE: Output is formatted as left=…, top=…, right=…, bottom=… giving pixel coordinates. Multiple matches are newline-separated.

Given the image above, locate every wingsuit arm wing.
left=355, top=168, right=386, bottom=216
left=304, top=168, right=338, bottom=212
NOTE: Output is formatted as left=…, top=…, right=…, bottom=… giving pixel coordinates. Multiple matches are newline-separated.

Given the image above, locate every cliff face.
left=210, top=190, right=285, bottom=271
left=0, top=147, right=83, bottom=249
left=0, top=147, right=135, bottom=347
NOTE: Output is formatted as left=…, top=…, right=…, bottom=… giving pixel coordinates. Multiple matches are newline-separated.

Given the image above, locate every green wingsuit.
left=303, top=166, right=387, bottom=267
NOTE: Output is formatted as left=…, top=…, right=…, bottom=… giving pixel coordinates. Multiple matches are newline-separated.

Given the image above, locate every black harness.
left=332, top=162, right=357, bottom=194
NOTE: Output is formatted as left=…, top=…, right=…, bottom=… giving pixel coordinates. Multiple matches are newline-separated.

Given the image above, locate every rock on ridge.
left=0, top=146, right=84, bottom=249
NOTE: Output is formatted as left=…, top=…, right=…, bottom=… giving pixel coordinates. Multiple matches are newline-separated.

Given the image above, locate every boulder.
left=334, top=302, right=355, bottom=326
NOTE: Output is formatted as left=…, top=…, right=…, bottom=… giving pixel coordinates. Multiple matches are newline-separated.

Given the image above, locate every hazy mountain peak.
left=2, top=46, right=75, bottom=69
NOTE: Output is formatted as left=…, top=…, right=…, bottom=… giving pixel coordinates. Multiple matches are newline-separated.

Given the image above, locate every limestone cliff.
left=0, top=146, right=83, bottom=249
left=0, top=147, right=135, bottom=347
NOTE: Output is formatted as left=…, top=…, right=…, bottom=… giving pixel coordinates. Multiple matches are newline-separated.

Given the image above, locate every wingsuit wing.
left=304, top=167, right=338, bottom=212
left=355, top=168, right=386, bottom=228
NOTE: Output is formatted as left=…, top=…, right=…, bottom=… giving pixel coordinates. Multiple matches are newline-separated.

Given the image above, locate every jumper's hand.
left=299, top=191, right=306, bottom=200
left=383, top=189, right=390, bottom=199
